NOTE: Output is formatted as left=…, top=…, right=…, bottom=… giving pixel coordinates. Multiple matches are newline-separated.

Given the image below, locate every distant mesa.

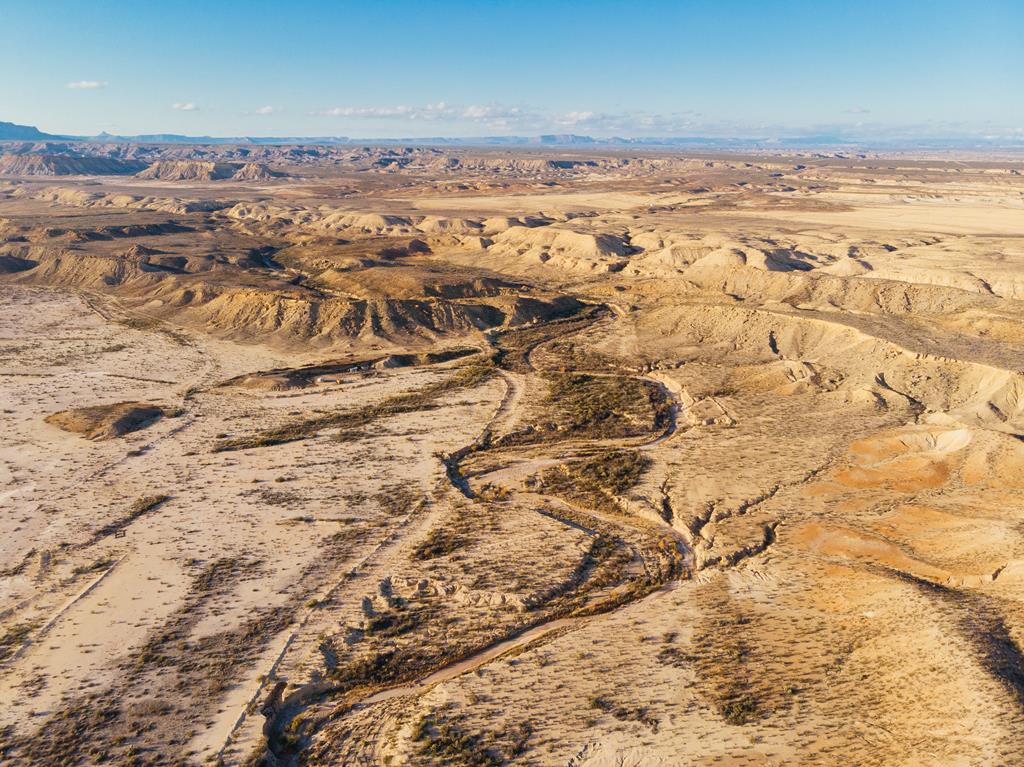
left=0, top=120, right=58, bottom=141
left=136, top=160, right=238, bottom=181
left=136, top=160, right=284, bottom=181
left=0, top=153, right=146, bottom=176
left=537, top=134, right=596, bottom=145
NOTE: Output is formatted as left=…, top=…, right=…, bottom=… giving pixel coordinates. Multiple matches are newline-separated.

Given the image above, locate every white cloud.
left=555, top=110, right=596, bottom=124
left=845, top=106, right=871, bottom=114
left=254, top=105, right=279, bottom=115
left=315, top=102, right=526, bottom=126
left=311, top=102, right=715, bottom=135
left=317, top=103, right=446, bottom=119
left=66, top=80, right=107, bottom=90
left=461, top=104, right=522, bottom=121
left=549, top=110, right=703, bottom=134
left=172, top=102, right=199, bottom=112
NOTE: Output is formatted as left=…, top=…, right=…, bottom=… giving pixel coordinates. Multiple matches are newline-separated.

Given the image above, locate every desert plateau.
left=0, top=136, right=1023, bottom=767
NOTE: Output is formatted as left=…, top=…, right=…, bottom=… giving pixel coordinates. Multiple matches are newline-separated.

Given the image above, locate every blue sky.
left=3, top=0, right=1022, bottom=138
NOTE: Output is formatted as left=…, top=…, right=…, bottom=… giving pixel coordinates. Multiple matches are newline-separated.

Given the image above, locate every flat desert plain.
left=2, top=146, right=1024, bottom=766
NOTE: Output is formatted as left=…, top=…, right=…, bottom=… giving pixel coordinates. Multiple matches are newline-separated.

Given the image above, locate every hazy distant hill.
left=89, top=131, right=352, bottom=145
left=2, top=118, right=1023, bottom=150
left=0, top=121, right=60, bottom=141
left=0, top=120, right=351, bottom=146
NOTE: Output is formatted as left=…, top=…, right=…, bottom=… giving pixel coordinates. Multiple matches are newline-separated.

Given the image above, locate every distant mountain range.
left=1, top=119, right=1022, bottom=150
left=0, top=122, right=851, bottom=147
left=0, top=121, right=351, bottom=145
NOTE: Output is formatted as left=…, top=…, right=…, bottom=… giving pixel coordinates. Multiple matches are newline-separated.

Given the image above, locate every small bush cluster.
left=534, top=449, right=652, bottom=514
left=542, top=373, right=669, bottom=439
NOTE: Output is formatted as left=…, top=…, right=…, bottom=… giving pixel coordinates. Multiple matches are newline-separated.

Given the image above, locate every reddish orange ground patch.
left=834, top=455, right=950, bottom=492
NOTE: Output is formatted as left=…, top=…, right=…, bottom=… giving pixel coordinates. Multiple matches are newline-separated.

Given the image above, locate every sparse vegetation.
left=118, top=315, right=191, bottom=345
left=346, top=649, right=400, bottom=683
left=588, top=693, right=660, bottom=731
left=685, top=590, right=798, bottom=728
left=489, top=372, right=669, bottom=450
left=0, top=548, right=36, bottom=578
left=537, top=338, right=622, bottom=373
left=0, top=622, right=38, bottom=662
left=532, top=449, right=652, bottom=514
left=490, top=306, right=604, bottom=372
left=5, top=557, right=296, bottom=767
left=72, top=556, right=117, bottom=576
left=91, top=494, right=170, bottom=541
left=213, top=361, right=496, bottom=451
left=365, top=605, right=423, bottom=637
left=412, top=525, right=469, bottom=560
left=542, top=372, right=670, bottom=438
left=410, top=712, right=502, bottom=767
left=374, top=483, right=422, bottom=515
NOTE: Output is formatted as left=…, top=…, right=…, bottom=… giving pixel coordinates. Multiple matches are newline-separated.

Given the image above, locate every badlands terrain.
left=2, top=144, right=1024, bottom=766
